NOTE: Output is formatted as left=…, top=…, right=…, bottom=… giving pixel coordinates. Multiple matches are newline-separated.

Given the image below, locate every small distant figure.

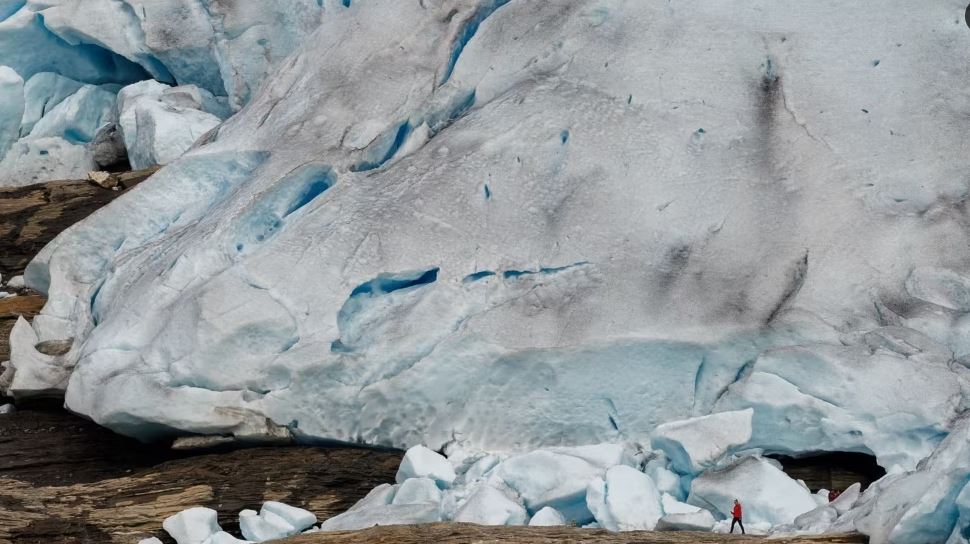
left=730, top=499, right=745, bottom=535
left=828, top=489, right=842, bottom=502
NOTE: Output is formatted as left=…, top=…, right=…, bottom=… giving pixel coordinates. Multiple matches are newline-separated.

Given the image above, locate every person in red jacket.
left=730, top=499, right=745, bottom=534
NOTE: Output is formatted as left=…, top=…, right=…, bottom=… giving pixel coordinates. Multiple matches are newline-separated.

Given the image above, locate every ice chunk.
left=462, top=454, right=501, bottom=483
left=0, top=66, right=24, bottom=159
left=160, top=85, right=232, bottom=120
left=687, top=456, right=817, bottom=526
left=6, top=317, right=74, bottom=397
left=586, top=465, right=663, bottom=531
left=319, top=503, right=442, bottom=531
left=28, top=84, right=117, bottom=144
left=238, top=508, right=297, bottom=542
left=20, top=73, right=85, bottom=136
left=656, top=509, right=716, bottom=532
left=661, top=492, right=701, bottom=515
left=645, top=455, right=685, bottom=499
left=491, top=449, right=604, bottom=523
left=830, top=482, right=861, bottom=515
left=528, top=506, right=566, bottom=526
left=115, top=80, right=223, bottom=169
left=453, top=484, right=527, bottom=525
left=547, top=443, right=632, bottom=471
left=0, top=404, right=15, bottom=414
left=0, top=136, right=97, bottom=187
left=162, top=507, right=222, bottom=544
left=138, top=538, right=163, bottom=544
left=848, top=414, right=970, bottom=543
left=792, top=505, right=838, bottom=534
left=392, top=477, right=442, bottom=505
left=651, top=409, right=753, bottom=474
left=259, top=501, right=317, bottom=532
left=6, top=276, right=24, bottom=289
left=715, top=344, right=961, bottom=470
left=346, top=483, right=397, bottom=512
left=396, top=445, right=456, bottom=487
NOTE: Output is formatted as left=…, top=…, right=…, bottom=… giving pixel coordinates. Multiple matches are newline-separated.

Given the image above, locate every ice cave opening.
left=768, top=452, right=886, bottom=493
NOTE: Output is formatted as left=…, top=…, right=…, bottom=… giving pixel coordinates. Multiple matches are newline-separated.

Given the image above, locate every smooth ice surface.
left=657, top=509, right=716, bottom=532
left=0, top=66, right=24, bottom=159
left=7, top=2, right=970, bottom=539
left=28, top=84, right=116, bottom=144
left=651, top=409, right=753, bottom=474
left=453, top=484, right=527, bottom=525
left=138, top=539, right=163, bottom=544
left=0, top=136, right=97, bottom=186
left=203, top=533, right=252, bottom=544
left=586, top=465, right=663, bottom=531
left=392, top=477, right=442, bottom=505
left=163, top=507, right=222, bottom=544
left=396, top=445, right=456, bottom=487
left=259, top=501, right=317, bottom=532
left=117, top=81, right=222, bottom=169
left=490, top=449, right=605, bottom=523
left=319, top=503, right=442, bottom=532
left=841, top=414, right=970, bottom=544
left=528, top=506, right=566, bottom=526
left=239, top=508, right=297, bottom=542
left=687, top=456, right=817, bottom=526
left=20, top=72, right=85, bottom=136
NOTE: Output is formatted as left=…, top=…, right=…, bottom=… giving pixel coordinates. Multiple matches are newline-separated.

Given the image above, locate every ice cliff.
left=0, top=0, right=337, bottom=185
left=4, top=0, right=970, bottom=541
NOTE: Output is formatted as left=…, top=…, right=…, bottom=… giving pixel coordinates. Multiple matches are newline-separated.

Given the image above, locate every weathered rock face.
left=281, top=522, right=867, bottom=544
left=0, top=409, right=401, bottom=544
left=0, top=168, right=157, bottom=279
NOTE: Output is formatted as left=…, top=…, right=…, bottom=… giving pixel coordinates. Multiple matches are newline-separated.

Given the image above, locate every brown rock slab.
left=284, top=523, right=868, bottom=544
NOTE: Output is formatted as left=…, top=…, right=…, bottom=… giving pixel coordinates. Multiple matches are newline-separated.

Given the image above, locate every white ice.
left=651, top=409, right=753, bottom=475
left=162, top=507, right=222, bottom=544
left=395, top=445, right=456, bottom=488
left=116, top=81, right=223, bottom=170
left=586, top=465, right=663, bottom=531
left=0, top=66, right=23, bottom=159
left=687, top=456, right=817, bottom=526
left=5, top=3, right=970, bottom=543
left=238, top=508, right=297, bottom=543
left=528, top=506, right=566, bottom=527
left=453, top=484, right=527, bottom=526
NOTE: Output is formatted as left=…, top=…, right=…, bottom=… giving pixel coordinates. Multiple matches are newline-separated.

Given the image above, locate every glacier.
left=0, top=0, right=343, bottom=185
left=3, top=0, right=970, bottom=542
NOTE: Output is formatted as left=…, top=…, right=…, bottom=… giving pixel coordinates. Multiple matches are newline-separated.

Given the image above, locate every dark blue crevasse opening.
left=349, top=268, right=440, bottom=298
left=439, top=0, right=511, bottom=85
left=351, top=121, right=412, bottom=172
left=341, top=0, right=351, bottom=6
left=483, top=184, right=491, bottom=199
left=33, top=13, right=152, bottom=85
left=560, top=130, right=570, bottom=144
left=235, top=164, right=335, bottom=250
left=503, top=261, right=590, bottom=279
left=283, top=175, right=333, bottom=217
left=90, top=279, right=105, bottom=326
left=463, top=270, right=496, bottom=282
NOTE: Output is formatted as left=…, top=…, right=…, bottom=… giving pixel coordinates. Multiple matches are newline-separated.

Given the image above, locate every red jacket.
left=732, top=503, right=743, bottom=518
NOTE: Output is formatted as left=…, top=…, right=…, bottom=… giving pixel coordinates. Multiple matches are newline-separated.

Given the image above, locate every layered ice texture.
left=5, top=0, right=970, bottom=542
left=0, top=0, right=339, bottom=185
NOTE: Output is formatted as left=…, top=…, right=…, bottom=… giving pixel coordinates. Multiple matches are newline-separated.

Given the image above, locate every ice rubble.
left=5, top=1, right=970, bottom=542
